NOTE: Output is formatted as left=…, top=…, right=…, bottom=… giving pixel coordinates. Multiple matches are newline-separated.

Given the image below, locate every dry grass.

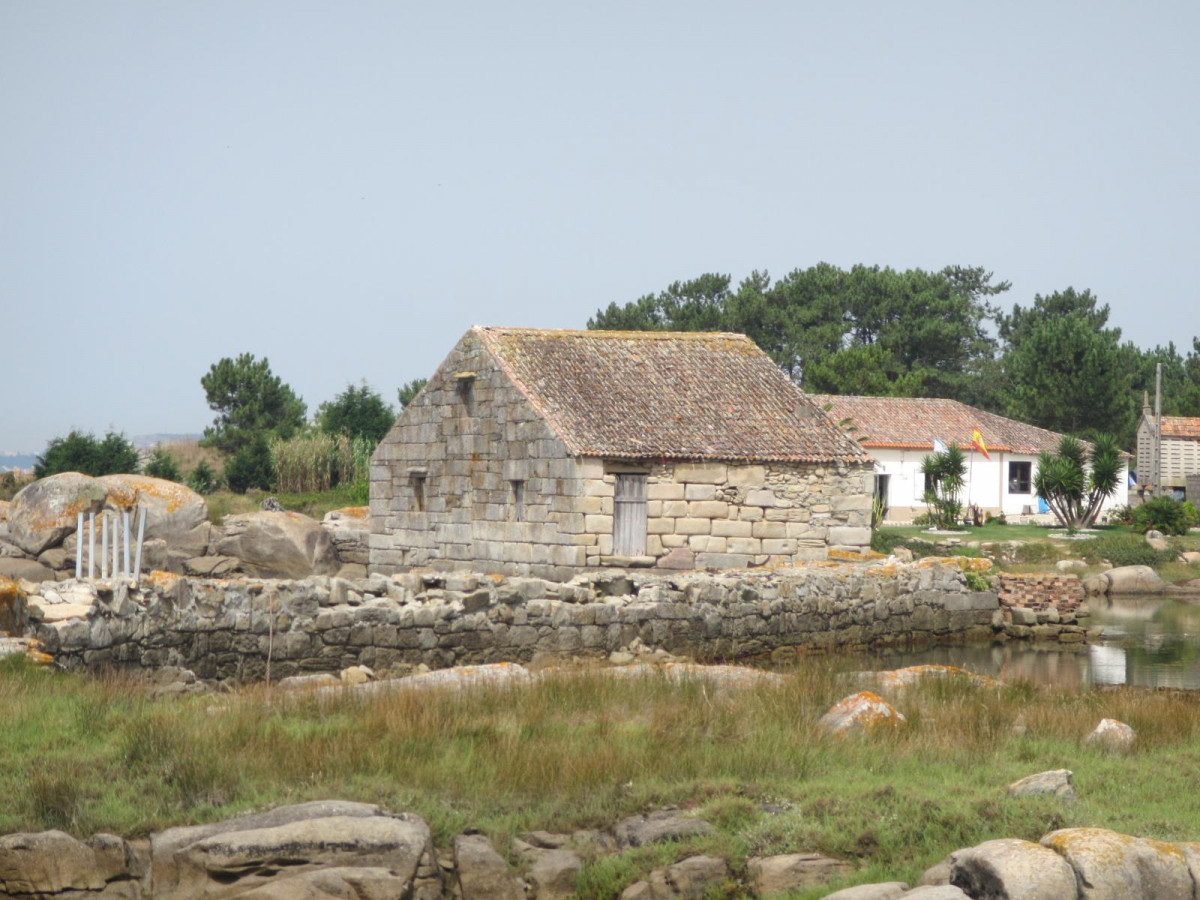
left=157, top=440, right=224, bottom=477
left=4, top=656, right=1200, bottom=898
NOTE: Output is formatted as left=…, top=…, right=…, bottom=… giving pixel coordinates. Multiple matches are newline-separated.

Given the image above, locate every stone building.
left=370, top=327, right=874, bottom=579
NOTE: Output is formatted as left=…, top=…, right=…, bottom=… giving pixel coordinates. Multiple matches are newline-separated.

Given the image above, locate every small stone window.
left=408, top=469, right=427, bottom=512
left=511, top=480, right=525, bottom=522
left=454, top=371, right=476, bottom=415
left=1009, top=461, right=1032, bottom=494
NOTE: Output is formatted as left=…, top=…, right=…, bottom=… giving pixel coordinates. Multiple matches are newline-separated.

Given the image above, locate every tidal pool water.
left=853, top=596, right=1200, bottom=689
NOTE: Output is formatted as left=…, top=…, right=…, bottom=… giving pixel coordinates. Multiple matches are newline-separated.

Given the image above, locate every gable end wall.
left=369, top=332, right=585, bottom=577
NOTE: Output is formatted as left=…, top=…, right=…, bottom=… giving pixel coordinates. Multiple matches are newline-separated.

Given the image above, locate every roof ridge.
left=472, top=325, right=755, bottom=341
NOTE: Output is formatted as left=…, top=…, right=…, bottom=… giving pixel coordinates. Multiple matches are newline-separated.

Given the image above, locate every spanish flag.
left=972, top=428, right=990, bottom=460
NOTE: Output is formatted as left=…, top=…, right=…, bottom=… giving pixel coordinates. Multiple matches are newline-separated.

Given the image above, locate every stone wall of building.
left=30, top=560, right=1003, bottom=680
left=370, top=332, right=588, bottom=579
left=578, top=460, right=874, bottom=569
left=371, top=334, right=875, bottom=580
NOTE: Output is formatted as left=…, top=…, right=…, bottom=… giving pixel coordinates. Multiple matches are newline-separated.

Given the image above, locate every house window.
left=511, top=480, right=525, bottom=522
left=613, top=473, right=647, bottom=556
left=1009, top=461, right=1032, bottom=494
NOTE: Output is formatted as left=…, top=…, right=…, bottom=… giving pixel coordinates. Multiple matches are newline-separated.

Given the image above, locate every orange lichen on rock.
left=330, top=506, right=369, bottom=520
left=828, top=548, right=885, bottom=561
left=817, top=690, right=908, bottom=736
left=144, top=570, right=182, bottom=589
left=98, top=474, right=198, bottom=513
left=875, top=664, right=998, bottom=691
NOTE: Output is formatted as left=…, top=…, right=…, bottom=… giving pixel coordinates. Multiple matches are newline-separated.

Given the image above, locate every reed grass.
left=4, top=656, right=1200, bottom=897
left=271, top=434, right=372, bottom=494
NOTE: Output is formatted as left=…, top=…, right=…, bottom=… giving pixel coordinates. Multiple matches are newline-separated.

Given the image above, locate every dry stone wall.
left=29, top=560, right=1000, bottom=680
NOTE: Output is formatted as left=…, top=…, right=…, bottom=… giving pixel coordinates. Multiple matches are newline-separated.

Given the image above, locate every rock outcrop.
left=817, top=691, right=907, bottom=736
left=215, top=511, right=339, bottom=579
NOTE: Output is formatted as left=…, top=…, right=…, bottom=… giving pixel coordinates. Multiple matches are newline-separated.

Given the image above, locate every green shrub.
left=871, top=529, right=905, bottom=554
left=1011, top=542, right=1059, bottom=564
left=225, top=438, right=275, bottom=494
left=143, top=447, right=182, bottom=482
left=346, top=477, right=370, bottom=506
left=1131, top=498, right=1191, bottom=536
left=964, top=571, right=991, bottom=591
left=1077, top=533, right=1176, bottom=568
left=34, top=430, right=139, bottom=478
left=186, top=460, right=220, bottom=494
left=1184, top=501, right=1199, bottom=530
left=1106, top=504, right=1134, bottom=525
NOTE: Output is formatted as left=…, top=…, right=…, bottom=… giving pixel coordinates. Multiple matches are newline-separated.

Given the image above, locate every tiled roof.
left=810, top=394, right=1080, bottom=455
left=1161, top=416, right=1200, bottom=439
left=475, top=327, right=871, bottom=463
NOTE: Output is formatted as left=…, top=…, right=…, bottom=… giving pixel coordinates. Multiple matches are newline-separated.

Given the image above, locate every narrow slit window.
left=511, top=480, right=525, bottom=521
left=410, top=473, right=426, bottom=511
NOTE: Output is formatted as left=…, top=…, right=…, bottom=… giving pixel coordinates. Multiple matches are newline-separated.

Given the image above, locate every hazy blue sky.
left=3, top=1, right=1197, bottom=453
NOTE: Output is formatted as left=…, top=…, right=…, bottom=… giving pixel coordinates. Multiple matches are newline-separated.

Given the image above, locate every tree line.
left=33, top=361, right=430, bottom=495
left=588, top=264, right=1200, bottom=447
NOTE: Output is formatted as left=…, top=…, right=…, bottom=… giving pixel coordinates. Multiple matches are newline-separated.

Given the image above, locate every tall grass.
left=271, top=434, right=373, bottom=493
left=5, top=656, right=1200, bottom=897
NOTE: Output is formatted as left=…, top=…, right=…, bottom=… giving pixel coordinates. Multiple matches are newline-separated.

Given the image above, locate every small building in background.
left=1136, top=404, right=1200, bottom=500
left=370, top=327, right=875, bottom=579
left=812, top=395, right=1130, bottom=522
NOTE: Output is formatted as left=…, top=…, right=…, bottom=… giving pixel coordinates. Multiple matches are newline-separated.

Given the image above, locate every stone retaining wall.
left=997, top=573, right=1085, bottom=613
left=27, top=559, right=1004, bottom=681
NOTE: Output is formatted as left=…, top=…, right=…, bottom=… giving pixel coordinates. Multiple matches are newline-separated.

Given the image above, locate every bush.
left=964, top=571, right=991, bottom=591
left=1184, top=501, right=1199, bottom=530
left=1131, top=498, right=1191, bottom=536
left=186, top=460, right=220, bottom=495
left=143, top=447, right=182, bottom=482
left=1106, top=504, right=1134, bottom=525
left=224, top=439, right=275, bottom=494
left=1077, top=533, right=1176, bottom=568
left=34, top=430, right=139, bottom=478
left=346, top=477, right=369, bottom=506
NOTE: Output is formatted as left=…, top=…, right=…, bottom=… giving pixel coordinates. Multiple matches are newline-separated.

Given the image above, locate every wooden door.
left=613, top=474, right=647, bottom=556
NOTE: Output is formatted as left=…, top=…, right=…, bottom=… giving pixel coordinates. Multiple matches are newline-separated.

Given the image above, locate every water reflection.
left=854, top=596, right=1200, bottom=689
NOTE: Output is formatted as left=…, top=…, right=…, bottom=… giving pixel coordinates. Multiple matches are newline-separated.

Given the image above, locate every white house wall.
left=870, top=449, right=1128, bottom=521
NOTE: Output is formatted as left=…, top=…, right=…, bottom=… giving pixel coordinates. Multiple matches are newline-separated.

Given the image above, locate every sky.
left=2, top=1, right=1198, bottom=454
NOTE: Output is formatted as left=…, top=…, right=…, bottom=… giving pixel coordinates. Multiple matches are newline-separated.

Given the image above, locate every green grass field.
left=5, top=656, right=1200, bottom=898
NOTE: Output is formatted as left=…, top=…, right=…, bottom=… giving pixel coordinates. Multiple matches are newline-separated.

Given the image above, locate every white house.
left=812, top=395, right=1130, bottom=522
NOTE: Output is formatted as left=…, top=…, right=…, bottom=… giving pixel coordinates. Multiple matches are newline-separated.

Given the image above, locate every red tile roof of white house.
left=475, top=327, right=872, bottom=464
left=810, top=395, right=1084, bottom=455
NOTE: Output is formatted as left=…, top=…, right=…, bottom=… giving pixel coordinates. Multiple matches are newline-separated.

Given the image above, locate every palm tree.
left=1035, top=435, right=1121, bottom=530
left=920, top=443, right=967, bottom=529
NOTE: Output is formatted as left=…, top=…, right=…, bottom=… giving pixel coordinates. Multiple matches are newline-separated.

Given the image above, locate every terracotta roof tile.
left=475, top=327, right=871, bottom=463
left=1161, top=416, right=1200, bottom=439
left=810, top=394, right=1083, bottom=455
